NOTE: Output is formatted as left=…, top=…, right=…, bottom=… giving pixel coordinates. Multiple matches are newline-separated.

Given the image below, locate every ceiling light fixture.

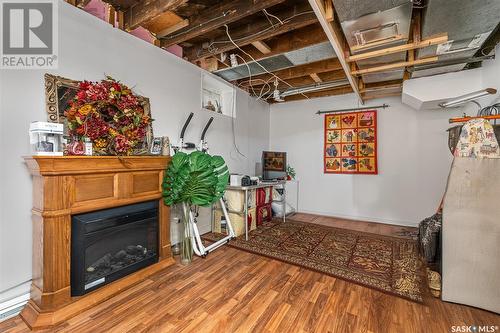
left=438, top=88, right=497, bottom=108
left=273, top=78, right=284, bottom=102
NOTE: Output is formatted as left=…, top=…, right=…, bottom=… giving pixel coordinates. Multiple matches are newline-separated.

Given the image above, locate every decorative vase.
left=67, top=138, right=85, bottom=155
left=180, top=203, right=193, bottom=265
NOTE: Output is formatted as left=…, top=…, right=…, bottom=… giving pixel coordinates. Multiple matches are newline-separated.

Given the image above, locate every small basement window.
left=201, top=73, right=235, bottom=118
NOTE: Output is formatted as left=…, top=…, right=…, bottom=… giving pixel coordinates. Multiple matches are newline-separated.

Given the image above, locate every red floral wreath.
left=65, top=77, right=152, bottom=155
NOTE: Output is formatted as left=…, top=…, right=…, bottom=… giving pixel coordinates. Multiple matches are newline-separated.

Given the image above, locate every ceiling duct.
left=213, top=42, right=335, bottom=81
left=415, top=0, right=500, bottom=76
left=334, top=0, right=413, bottom=83
left=337, top=1, right=413, bottom=53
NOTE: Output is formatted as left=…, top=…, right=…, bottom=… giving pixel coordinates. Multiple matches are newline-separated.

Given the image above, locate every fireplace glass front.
left=71, top=201, right=159, bottom=296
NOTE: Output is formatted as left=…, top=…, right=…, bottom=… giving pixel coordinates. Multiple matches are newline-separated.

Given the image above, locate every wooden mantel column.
left=20, top=156, right=174, bottom=330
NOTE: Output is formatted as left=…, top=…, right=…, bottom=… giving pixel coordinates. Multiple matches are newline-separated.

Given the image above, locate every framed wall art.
left=324, top=110, right=378, bottom=174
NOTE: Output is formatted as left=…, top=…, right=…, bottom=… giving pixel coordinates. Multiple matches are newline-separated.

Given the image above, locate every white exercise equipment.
left=172, top=113, right=235, bottom=258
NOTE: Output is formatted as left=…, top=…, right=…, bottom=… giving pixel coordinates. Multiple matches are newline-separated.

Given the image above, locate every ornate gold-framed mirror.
left=45, top=73, right=80, bottom=123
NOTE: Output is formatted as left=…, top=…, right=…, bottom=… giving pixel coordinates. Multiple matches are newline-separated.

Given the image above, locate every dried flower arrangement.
left=64, top=76, right=152, bottom=155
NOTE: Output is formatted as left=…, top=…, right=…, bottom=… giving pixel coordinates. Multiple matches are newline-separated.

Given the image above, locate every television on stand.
left=262, top=151, right=287, bottom=181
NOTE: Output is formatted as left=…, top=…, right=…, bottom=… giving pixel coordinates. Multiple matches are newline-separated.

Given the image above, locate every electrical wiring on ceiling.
left=223, top=24, right=310, bottom=101
left=201, top=11, right=314, bottom=57
left=237, top=77, right=274, bottom=100
left=234, top=54, right=257, bottom=97
left=262, top=9, right=284, bottom=25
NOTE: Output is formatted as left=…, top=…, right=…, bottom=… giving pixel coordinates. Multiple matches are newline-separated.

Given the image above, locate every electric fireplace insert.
left=71, top=201, right=159, bottom=296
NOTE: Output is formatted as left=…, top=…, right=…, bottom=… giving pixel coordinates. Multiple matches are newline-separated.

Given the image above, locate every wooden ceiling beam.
left=307, top=0, right=363, bottom=102
left=161, top=0, right=286, bottom=48
left=359, top=80, right=403, bottom=93
left=124, top=0, right=187, bottom=30
left=351, top=56, right=438, bottom=76
left=245, top=69, right=346, bottom=91
left=251, top=41, right=272, bottom=55
left=346, top=33, right=447, bottom=62
left=362, top=92, right=402, bottom=100
left=310, top=73, right=323, bottom=83
left=156, top=19, right=189, bottom=38
left=184, top=4, right=317, bottom=61
left=76, top=0, right=91, bottom=8
left=239, top=58, right=343, bottom=88
left=324, top=0, right=333, bottom=22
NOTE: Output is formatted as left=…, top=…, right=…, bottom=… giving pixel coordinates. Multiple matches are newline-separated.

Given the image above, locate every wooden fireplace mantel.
left=20, top=156, right=174, bottom=330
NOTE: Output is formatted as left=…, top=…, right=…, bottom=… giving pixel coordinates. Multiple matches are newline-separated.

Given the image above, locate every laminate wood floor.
left=1, top=218, right=498, bottom=333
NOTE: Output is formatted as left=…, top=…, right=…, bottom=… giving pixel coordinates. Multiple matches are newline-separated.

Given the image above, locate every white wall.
left=270, top=94, right=465, bottom=226
left=0, top=2, right=269, bottom=303
left=269, top=45, right=500, bottom=227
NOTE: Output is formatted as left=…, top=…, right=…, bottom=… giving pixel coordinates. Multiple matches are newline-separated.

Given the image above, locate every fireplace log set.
left=86, top=245, right=153, bottom=282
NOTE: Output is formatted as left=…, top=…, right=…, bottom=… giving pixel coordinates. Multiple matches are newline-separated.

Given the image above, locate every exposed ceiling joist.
left=246, top=69, right=345, bottom=91
left=125, top=0, right=187, bottom=30
left=251, top=41, right=272, bottom=54
left=240, top=58, right=343, bottom=88
left=184, top=4, right=317, bottom=61
left=324, top=0, right=333, bottom=22
left=346, top=34, right=448, bottom=62
left=310, top=73, right=322, bottom=83
left=161, top=0, right=286, bottom=48
left=362, top=92, right=402, bottom=100
left=156, top=19, right=189, bottom=38
left=76, top=0, right=91, bottom=8
left=307, top=0, right=363, bottom=102
left=360, top=80, right=403, bottom=93
left=351, top=56, right=438, bottom=76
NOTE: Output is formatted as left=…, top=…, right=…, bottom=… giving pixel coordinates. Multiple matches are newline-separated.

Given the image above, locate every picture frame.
left=44, top=73, right=154, bottom=154
left=150, top=137, right=163, bottom=155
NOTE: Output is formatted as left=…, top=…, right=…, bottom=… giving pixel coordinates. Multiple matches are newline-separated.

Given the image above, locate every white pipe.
left=280, top=80, right=350, bottom=97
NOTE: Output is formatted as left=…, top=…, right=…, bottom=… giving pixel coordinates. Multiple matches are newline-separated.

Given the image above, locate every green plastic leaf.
left=162, top=151, right=229, bottom=207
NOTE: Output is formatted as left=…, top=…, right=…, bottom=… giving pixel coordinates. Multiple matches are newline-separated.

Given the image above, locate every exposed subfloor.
left=1, top=216, right=498, bottom=333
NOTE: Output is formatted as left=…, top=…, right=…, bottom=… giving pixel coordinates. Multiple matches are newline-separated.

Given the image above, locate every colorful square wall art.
left=324, top=110, right=377, bottom=174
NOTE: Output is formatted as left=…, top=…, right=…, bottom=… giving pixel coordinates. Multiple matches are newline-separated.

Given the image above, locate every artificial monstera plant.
left=162, top=151, right=229, bottom=264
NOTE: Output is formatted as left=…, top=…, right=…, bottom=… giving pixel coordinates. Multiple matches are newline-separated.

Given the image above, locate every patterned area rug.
left=203, top=219, right=424, bottom=302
